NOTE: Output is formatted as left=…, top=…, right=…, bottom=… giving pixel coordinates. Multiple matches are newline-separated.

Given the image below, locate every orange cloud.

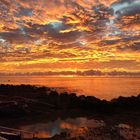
left=0, top=0, right=140, bottom=74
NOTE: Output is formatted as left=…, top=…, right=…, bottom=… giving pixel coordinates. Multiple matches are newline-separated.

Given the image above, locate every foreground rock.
left=39, top=124, right=140, bottom=140
left=0, top=84, right=140, bottom=140
left=0, top=84, right=140, bottom=116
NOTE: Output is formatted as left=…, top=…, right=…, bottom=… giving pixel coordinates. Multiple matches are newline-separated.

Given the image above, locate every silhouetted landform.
left=0, top=84, right=140, bottom=119
left=0, top=69, right=140, bottom=76
left=0, top=84, right=140, bottom=140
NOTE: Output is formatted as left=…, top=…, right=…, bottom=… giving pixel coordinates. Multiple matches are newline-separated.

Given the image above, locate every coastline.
left=0, top=76, right=140, bottom=101
left=0, top=84, right=140, bottom=139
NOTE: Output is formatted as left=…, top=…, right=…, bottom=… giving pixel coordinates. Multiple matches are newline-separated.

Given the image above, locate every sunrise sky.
left=0, top=0, right=140, bottom=74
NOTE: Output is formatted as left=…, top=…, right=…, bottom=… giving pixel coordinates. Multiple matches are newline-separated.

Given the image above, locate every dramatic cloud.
left=0, top=0, right=139, bottom=73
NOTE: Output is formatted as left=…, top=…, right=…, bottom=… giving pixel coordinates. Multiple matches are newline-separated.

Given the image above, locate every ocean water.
left=0, top=76, right=140, bottom=100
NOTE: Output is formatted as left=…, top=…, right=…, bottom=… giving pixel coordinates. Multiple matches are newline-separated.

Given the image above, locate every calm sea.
left=0, top=76, right=140, bottom=100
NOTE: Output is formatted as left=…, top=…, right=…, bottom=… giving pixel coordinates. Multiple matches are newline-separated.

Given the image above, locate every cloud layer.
left=0, top=0, right=140, bottom=73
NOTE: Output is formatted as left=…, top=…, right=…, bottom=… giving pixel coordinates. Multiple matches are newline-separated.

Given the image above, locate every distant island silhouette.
left=0, top=69, right=140, bottom=76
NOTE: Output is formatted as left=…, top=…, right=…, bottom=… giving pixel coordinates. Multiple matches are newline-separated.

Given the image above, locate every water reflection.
left=0, top=76, right=140, bottom=100
left=19, top=117, right=104, bottom=138
left=19, top=117, right=140, bottom=139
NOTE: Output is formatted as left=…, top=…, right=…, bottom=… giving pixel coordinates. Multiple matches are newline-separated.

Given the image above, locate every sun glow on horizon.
left=0, top=0, right=139, bottom=74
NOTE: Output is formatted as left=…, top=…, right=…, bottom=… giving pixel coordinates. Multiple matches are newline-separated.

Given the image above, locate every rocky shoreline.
left=0, top=84, right=140, bottom=139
